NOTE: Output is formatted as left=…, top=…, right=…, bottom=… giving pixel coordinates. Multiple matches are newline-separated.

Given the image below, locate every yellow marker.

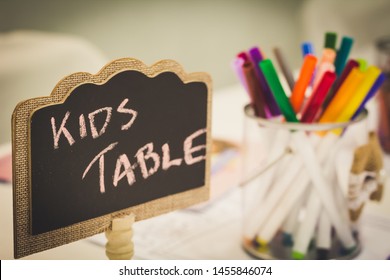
left=319, top=68, right=365, bottom=123
left=336, top=66, right=380, bottom=123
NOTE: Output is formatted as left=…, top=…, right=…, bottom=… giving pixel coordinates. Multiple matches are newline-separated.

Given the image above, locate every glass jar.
left=241, top=104, right=369, bottom=260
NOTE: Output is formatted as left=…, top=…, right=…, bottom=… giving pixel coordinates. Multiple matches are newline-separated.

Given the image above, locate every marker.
left=322, top=59, right=360, bottom=110
left=324, top=32, right=337, bottom=49
left=292, top=186, right=322, bottom=259
left=242, top=61, right=268, bottom=118
left=231, top=57, right=249, bottom=93
left=312, top=62, right=335, bottom=91
left=237, top=51, right=249, bottom=62
left=334, top=36, right=354, bottom=76
left=259, top=59, right=298, bottom=122
left=292, top=151, right=339, bottom=259
left=316, top=208, right=332, bottom=259
left=301, top=71, right=336, bottom=123
left=319, top=68, right=365, bottom=123
left=302, top=42, right=314, bottom=57
left=352, top=72, right=386, bottom=119
left=290, top=54, right=317, bottom=113
left=281, top=193, right=307, bottom=247
left=357, top=59, right=367, bottom=71
left=249, top=47, right=281, bottom=117
left=273, top=47, right=295, bottom=91
left=319, top=48, right=336, bottom=65
left=334, top=66, right=381, bottom=124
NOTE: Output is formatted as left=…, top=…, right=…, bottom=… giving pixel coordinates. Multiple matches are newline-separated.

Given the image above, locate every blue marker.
left=352, top=72, right=386, bottom=119
left=301, top=42, right=314, bottom=57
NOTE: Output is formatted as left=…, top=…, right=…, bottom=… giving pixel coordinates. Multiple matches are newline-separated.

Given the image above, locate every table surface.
left=1, top=84, right=389, bottom=260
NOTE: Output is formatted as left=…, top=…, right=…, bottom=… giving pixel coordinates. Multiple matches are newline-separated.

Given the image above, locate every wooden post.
left=105, top=213, right=135, bottom=260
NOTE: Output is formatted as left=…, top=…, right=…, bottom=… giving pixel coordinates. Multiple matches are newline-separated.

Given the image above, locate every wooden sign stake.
left=105, top=213, right=135, bottom=260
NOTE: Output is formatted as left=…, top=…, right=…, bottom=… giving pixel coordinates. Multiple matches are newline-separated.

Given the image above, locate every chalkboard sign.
left=12, top=58, right=211, bottom=258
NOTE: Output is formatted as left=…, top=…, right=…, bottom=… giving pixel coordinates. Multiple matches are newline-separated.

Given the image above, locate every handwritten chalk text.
left=51, top=98, right=137, bottom=149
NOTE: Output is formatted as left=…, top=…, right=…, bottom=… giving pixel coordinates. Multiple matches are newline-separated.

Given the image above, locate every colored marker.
left=316, top=208, right=332, bottom=259
left=352, top=72, right=386, bottom=119
left=334, top=36, right=354, bottom=76
left=335, top=66, right=381, bottom=124
left=319, top=48, right=336, bottom=65
left=302, top=42, right=314, bottom=57
left=237, top=51, right=249, bottom=62
left=301, top=71, right=336, bottom=123
left=312, top=62, right=335, bottom=90
left=292, top=186, right=322, bottom=259
left=259, top=59, right=298, bottom=122
left=322, top=59, right=360, bottom=110
left=273, top=47, right=295, bottom=91
left=324, top=32, right=337, bottom=49
left=290, top=54, right=317, bottom=113
left=242, top=61, right=268, bottom=118
left=231, top=57, right=249, bottom=93
left=319, top=68, right=365, bottom=123
left=281, top=193, right=307, bottom=247
left=249, top=47, right=281, bottom=117
left=357, top=59, right=367, bottom=71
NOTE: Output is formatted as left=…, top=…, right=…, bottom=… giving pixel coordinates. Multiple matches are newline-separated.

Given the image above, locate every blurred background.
left=1, top=0, right=390, bottom=260
left=1, top=0, right=390, bottom=143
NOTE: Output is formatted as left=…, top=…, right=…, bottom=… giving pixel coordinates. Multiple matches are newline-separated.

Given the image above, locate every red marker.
left=322, top=59, right=359, bottom=110
left=300, top=71, right=336, bottom=123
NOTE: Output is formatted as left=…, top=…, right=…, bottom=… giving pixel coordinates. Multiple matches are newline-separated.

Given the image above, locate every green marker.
left=324, top=32, right=337, bottom=49
left=335, top=36, right=354, bottom=76
left=356, top=59, right=367, bottom=71
left=259, top=59, right=299, bottom=123
left=292, top=251, right=305, bottom=260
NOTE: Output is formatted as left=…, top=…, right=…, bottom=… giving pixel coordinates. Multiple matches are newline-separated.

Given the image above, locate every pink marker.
left=231, top=57, right=249, bottom=93
left=313, top=62, right=335, bottom=90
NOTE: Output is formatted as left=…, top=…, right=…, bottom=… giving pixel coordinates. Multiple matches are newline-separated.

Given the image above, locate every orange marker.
left=319, top=67, right=365, bottom=123
left=290, top=54, right=317, bottom=113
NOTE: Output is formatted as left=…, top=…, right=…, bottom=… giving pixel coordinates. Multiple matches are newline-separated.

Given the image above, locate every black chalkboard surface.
left=30, top=70, right=208, bottom=235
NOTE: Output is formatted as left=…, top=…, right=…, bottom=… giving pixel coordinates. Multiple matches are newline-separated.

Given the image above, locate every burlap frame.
left=12, top=58, right=212, bottom=259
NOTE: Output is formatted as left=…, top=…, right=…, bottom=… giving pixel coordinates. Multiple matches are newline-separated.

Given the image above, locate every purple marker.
left=248, top=47, right=281, bottom=117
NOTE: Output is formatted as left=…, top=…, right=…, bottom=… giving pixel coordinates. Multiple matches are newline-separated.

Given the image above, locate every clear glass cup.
left=241, top=104, right=369, bottom=260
